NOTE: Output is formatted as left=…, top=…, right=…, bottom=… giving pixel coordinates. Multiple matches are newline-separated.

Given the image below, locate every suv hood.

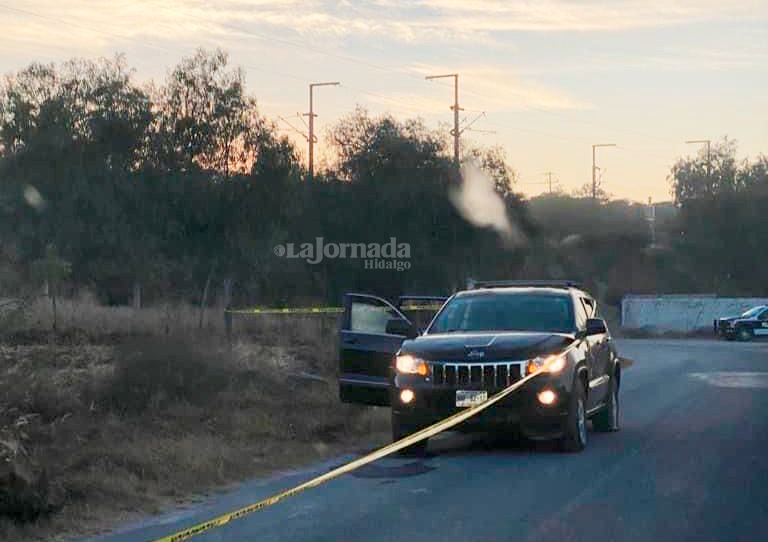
left=719, top=315, right=755, bottom=323
left=718, top=316, right=742, bottom=322
left=400, top=331, right=575, bottom=362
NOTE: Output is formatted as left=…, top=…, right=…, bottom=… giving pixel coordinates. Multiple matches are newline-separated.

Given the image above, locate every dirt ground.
left=0, top=330, right=389, bottom=542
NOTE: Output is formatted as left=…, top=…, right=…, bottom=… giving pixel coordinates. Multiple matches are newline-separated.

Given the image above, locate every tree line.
left=1, top=49, right=766, bottom=313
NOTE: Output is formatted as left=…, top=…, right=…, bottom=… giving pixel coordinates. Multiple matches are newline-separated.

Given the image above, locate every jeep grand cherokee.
left=338, top=281, right=622, bottom=453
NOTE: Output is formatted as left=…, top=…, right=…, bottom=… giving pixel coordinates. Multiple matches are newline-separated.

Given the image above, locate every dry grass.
left=2, top=294, right=340, bottom=353
left=0, top=302, right=389, bottom=542
left=2, top=293, right=226, bottom=340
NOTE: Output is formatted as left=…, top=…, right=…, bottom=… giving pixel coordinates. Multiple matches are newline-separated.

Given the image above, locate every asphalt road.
left=84, top=339, right=768, bottom=542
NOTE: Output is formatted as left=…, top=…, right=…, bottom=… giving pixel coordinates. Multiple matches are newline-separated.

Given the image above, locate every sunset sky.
left=2, top=0, right=766, bottom=202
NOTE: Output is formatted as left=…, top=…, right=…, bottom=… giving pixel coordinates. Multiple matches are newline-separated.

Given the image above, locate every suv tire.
left=559, top=380, right=587, bottom=453
left=736, top=327, right=754, bottom=342
left=593, top=373, right=620, bottom=432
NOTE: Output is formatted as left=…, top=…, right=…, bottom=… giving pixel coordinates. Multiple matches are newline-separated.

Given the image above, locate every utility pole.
left=425, top=74, right=462, bottom=163
left=591, top=143, right=616, bottom=200
left=545, top=171, right=554, bottom=193
left=646, top=196, right=656, bottom=248
left=304, top=82, right=339, bottom=182
left=685, top=139, right=711, bottom=180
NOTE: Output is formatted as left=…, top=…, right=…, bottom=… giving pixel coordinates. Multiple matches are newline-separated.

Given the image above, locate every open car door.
left=339, top=293, right=418, bottom=406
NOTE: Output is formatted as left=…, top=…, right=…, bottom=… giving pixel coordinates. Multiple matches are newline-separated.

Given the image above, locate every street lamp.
left=425, top=74, right=461, bottom=163
left=305, top=82, right=340, bottom=182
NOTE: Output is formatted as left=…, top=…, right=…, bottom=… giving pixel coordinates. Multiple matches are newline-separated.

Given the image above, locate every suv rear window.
left=428, top=293, right=575, bottom=334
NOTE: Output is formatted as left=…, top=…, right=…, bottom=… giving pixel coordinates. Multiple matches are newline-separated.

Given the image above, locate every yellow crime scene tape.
left=228, top=304, right=443, bottom=315
left=150, top=367, right=546, bottom=542
left=228, top=306, right=344, bottom=315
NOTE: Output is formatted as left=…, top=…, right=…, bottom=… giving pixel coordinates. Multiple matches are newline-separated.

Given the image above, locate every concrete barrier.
left=621, top=295, right=768, bottom=333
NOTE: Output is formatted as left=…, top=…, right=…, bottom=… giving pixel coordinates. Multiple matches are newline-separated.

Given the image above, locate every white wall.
left=621, top=295, right=768, bottom=332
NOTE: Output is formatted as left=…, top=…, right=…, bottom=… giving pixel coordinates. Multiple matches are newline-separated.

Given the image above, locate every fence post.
left=224, top=307, right=233, bottom=348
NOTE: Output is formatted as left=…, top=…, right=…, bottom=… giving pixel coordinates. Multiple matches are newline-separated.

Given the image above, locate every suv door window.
left=759, top=309, right=768, bottom=321
left=581, top=297, right=596, bottom=318
left=350, top=297, right=405, bottom=334
left=574, top=296, right=589, bottom=331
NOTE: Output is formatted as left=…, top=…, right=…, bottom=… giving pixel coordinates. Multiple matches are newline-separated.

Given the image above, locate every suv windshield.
left=428, top=293, right=575, bottom=334
left=741, top=306, right=766, bottom=318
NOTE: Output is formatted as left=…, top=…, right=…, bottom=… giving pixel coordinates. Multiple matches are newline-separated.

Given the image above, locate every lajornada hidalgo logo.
left=274, top=237, right=411, bottom=271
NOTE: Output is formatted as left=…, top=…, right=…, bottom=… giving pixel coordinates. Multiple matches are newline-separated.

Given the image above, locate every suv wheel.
left=593, top=375, right=620, bottom=432
left=736, top=327, right=754, bottom=342
left=559, top=381, right=587, bottom=453
left=391, top=412, right=428, bottom=456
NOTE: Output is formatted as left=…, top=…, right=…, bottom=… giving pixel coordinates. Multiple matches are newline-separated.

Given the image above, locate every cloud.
left=4, top=0, right=766, bottom=61
left=416, top=0, right=768, bottom=32
left=1, top=2, right=225, bottom=52
left=620, top=47, right=768, bottom=71
left=1, top=2, right=590, bottom=113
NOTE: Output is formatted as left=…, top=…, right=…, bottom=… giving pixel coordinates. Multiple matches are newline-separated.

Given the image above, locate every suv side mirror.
left=586, top=318, right=607, bottom=336
left=386, top=318, right=417, bottom=338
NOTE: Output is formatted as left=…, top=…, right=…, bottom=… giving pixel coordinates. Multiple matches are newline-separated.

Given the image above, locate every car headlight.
left=396, top=354, right=429, bottom=376
left=526, top=353, right=567, bottom=375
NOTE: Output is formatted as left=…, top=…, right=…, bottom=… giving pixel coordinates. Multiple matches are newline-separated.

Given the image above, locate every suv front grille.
left=430, top=362, right=525, bottom=389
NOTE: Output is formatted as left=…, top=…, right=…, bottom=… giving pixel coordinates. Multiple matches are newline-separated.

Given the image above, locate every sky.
left=1, top=0, right=767, bottom=202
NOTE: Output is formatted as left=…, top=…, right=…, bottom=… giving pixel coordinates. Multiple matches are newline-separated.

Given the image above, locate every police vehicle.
left=715, top=305, right=768, bottom=341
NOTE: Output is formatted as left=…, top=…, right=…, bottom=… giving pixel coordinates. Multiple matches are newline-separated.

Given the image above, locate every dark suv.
left=338, top=281, right=622, bottom=453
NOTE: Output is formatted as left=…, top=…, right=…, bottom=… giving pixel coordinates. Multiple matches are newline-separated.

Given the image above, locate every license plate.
left=456, top=390, right=488, bottom=408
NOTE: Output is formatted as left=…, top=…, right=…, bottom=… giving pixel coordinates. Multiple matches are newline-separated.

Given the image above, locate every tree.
left=669, top=143, right=768, bottom=295
left=0, top=56, right=152, bottom=168
left=151, top=48, right=261, bottom=176
left=670, top=138, right=741, bottom=204
left=5, top=49, right=764, bottom=313
left=524, top=194, right=655, bottom=299
left=328, top=107, right=451, bottom=185
left=738, top=154, right=768, bottom=194
left=31, top=245, right=71, bottom=332
left=0, top=63, right=57, bottom=154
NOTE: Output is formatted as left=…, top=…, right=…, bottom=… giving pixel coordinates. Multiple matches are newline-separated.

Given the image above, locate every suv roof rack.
left=466, top=279, right=582, bottom=290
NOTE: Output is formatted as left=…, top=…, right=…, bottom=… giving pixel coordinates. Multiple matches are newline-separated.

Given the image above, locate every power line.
left=28, top=1, right=690, bottom=148
left=277, top=115, right=309, bottom=141
left=122, top=1, right=683, bottom=147
left=0, top=3, right=308, bottom=85
left=335, top=85, right=433, bottom=115
left=0, top=2, right=469, bottom=175
left=0, top=3, right=447, bottom=121
left=0, top=4, right=719, bottom=207
left=0, top=1, right=710, bottom=184
left=135, top=0, right=432, bottom=82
